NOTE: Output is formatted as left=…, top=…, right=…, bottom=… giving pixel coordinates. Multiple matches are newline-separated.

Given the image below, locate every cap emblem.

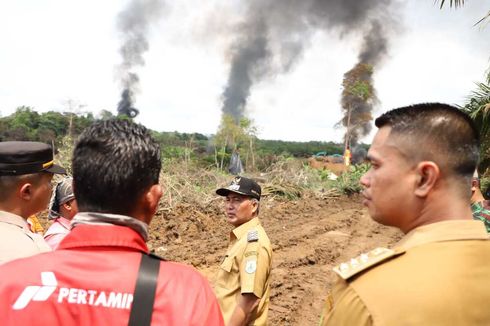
left=229, top=184, right=240, bottom=191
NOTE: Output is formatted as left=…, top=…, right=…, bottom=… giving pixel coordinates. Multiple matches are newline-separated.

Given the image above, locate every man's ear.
left=18, top=182, right=33, bottom=201
left=471, top=179, right=478, bottom=192
left=144, top=184, right=163, bottom=216
left=251, top=199, right=258, bottom=214
left=414, top=161, right=439, bottom=197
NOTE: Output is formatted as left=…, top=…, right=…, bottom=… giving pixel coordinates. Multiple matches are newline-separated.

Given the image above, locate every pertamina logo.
left=13, top=272, right=133, bottom=310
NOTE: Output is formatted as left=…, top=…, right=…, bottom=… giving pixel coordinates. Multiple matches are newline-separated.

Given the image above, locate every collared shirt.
left=0, top=210, right=51, bottom=264
left=0, top=223, right=224, bottom=325
left=471, top=201, right=490, bottom=233
left=44, top=217, right=71, bottom=250
left=27, top=215, right=44, bottom=234
left=215, top=217, right=272, bottom=325
left=322, top=220, right=490, bottom=325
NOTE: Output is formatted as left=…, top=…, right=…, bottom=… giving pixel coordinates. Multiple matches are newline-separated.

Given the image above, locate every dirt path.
left=148, top=194, right=402, bottom=325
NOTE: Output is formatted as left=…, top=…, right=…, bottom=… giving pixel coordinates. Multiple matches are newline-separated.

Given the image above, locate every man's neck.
left=0, top=202, right=26, bottom=219
left=402, top=193, right=473, bottom=234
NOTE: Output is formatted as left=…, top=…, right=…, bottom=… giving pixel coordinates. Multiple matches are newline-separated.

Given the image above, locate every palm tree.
left=437, top=0, right=464, bottom=8
left=437, top=0, right=490, bottom=25
left=437, top=0, right=490, bottom=174
left=461, top=71, right=490, bottom=175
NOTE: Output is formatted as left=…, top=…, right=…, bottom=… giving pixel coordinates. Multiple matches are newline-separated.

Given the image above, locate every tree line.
left=0, top=107, right=346, bottom=170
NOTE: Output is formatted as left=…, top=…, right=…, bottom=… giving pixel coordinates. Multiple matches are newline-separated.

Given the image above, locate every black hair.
left=0, top=173, right=45, bottom=203
left=72, top=119, right=161, bottom=215
left=375, top=103, right=480, bottom=180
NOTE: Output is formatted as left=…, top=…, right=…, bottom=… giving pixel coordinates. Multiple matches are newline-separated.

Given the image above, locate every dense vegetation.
left=1, top=104, right=488, bottom=197
left=0, top=107, right=346, bottom=170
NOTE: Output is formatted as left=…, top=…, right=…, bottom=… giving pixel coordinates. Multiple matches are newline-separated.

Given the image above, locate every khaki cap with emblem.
left=216, top=176, right=261, bottom=200
left=0, top=141, right=66, bottom=176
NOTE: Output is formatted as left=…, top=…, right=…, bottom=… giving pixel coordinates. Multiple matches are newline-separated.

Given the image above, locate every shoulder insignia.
left=247, top=230, right=259, bottom=242
left=333, top=247, right=404, bottom=280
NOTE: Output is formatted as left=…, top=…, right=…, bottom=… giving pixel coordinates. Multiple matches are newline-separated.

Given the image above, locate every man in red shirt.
left=0, top=119, right=224, bottom=325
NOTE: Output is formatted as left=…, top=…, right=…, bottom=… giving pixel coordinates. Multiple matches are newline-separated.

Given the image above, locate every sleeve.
left=239, top=241, right=271, bottom=298
left=191, top=274, right=225, bottom=326
left=320, top=280, right=373, bottom=326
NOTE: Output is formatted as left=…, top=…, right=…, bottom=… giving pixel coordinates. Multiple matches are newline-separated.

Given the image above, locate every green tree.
left=38, top=111, right=69, bottom=137
left=99, top=109, right=115, bottom=120
left=239, top=117, right=258, bottom=171
left=461, top=71, right=490, bottom=175
left=71, top=112, right=95, bottom=136
left=215, top=114, right=239, bottom=170
left=8, top=106, right=40, bottom=140
left=340, top=63, right=375, bottom=148
left=214, top=114, right=257, bottom=171
left=10, top=106, right=40, bottom=129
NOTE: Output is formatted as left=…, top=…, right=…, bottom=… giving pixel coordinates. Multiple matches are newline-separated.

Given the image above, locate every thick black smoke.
left=352, top=145, right=368, bottom=164
left=117, top=89, right=139, bottom=118
left=222, top=15, right=270, bottom=123
left=341, top=19, right=390, bottom=146
left=358, top=20, right=389, bottom=66
left=115, top=0, right=164, bottom=118
left=221, top=0, right=399, bottom=123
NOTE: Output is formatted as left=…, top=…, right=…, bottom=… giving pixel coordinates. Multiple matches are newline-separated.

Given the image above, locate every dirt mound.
left=148, top=193, right=402, bottom=325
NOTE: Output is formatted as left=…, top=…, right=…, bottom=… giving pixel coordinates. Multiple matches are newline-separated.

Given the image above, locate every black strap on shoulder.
left=128, top=253, right=161, bottom=326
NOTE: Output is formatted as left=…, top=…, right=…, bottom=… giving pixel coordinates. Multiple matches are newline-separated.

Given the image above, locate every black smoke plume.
left=115, top=0, right=164, bottom=118
left=341, top=20, right=390, bottom=146
left=222, top=15, right=270, bottom=123
left=352, top=145, right=368, bottom=164
left=220, top=0, right=399, bottom=127
left=117, top=89, right=139, bottom=118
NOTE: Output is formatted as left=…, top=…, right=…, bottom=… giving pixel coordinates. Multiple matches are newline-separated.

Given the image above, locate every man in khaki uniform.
left=321, top=103, right=490, bottom=325
left=0, top=141, right=66, bottom=264
left=215, top=176, right=272, bottom=326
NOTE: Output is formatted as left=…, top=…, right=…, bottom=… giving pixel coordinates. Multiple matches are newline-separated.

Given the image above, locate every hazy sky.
left=0, top=0, right=489, bottom=142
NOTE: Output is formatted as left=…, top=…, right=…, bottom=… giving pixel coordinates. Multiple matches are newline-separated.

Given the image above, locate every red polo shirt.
left=0, top=224, right=224, bottom=325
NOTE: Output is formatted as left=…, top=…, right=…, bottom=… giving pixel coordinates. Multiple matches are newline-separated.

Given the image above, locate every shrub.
left=330, top=163, right=370, bottom=195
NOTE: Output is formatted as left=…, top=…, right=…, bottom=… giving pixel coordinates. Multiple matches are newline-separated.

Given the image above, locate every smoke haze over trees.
left=219, top=0, right=401, bottom=137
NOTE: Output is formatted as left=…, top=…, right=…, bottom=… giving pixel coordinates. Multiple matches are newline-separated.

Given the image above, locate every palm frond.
left=474, top=11, right=490, bottom=26
left=437, top=0, right=490, bottom=26
left=437, top=0, right=465, bottom=9
left=462, top=80, right=490, bottom=136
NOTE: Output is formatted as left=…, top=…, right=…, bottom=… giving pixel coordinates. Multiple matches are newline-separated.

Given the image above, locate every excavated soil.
left=147, top=194, right=402, bottom=325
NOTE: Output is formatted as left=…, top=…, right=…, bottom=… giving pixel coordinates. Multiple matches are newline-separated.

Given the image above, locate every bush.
left=330, top=163, right=370, bottom=195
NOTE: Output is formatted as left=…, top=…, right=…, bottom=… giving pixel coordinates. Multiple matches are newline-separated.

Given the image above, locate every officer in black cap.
left=0, top=141, right=66, bottom=263
left=214, top=176, right=272, bottom=325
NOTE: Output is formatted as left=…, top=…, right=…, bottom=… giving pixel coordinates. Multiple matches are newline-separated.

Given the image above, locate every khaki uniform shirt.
left=0, top=211, right=51, bottom=264
left=215, top=217, right=272, bottom=325
left=321, top=220, right=490, bottom=325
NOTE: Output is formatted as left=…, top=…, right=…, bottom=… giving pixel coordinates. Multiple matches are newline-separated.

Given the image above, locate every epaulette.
left=247, top=230, right=259, bottom=242
left=333, top=247, right=404, bottom=280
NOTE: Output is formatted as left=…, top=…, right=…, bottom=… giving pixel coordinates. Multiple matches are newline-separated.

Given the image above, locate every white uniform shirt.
left=0, top=210, right=51, bottom=264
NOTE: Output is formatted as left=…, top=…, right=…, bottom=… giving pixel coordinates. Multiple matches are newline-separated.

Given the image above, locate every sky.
left=0, top=0, right=489, bottom=143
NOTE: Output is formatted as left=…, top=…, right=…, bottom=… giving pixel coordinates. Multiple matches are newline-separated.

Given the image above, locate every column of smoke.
left=221, top=13, right=270, bottom=124
left=341, top=21, right=389, bottom=148
left=115, top=0, right=163, bottom=118
left=220, top=0, right=398, bottom=132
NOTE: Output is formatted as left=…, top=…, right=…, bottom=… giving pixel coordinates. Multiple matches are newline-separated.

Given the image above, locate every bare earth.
left=148, top=194, right=402, bottom=325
